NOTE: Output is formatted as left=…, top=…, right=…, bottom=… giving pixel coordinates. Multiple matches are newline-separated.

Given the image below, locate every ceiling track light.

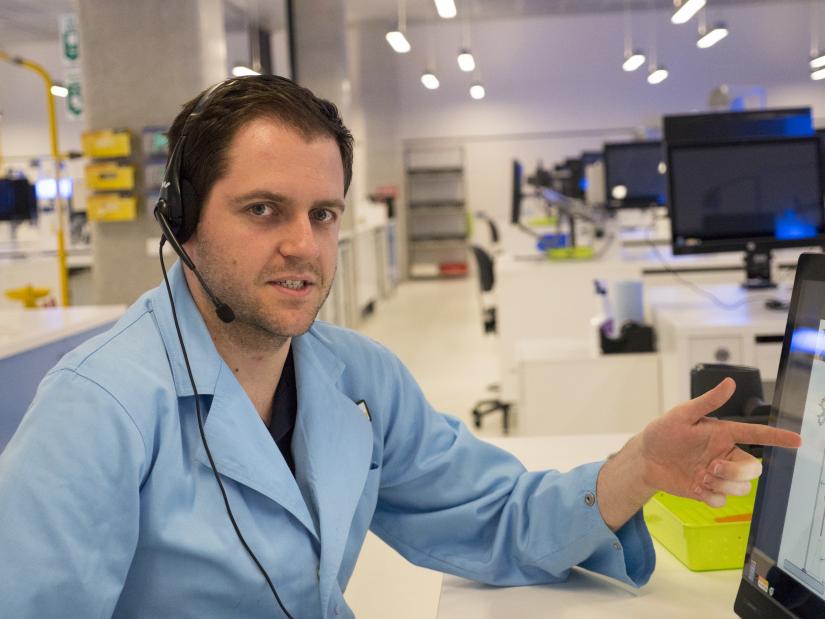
left=457, top=49, right=475, bottom=72
left=386, top=31, right=411, bottom=53
left=697, top=23, right=729, bottom=49
left=647, top=66, right=669, bottom=85
left=421, top=70, right=440, bottom=89
left=811, top=52, right=825, bottom=70
left=470, top=82, right=485, bottom=100
left=232, top=65, right=260, bottom=77
left=812, top=67, right=825, bottom=81
left=622, top=51, right=646, bottom=72
left=433, top=0, right=457, bottom=19
left=672, top=0, right=706, bottom=25
left=387, top=0, right=411, bottom=53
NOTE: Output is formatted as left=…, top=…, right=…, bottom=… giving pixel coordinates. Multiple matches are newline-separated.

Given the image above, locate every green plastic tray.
left=643, top=479, right=757, bottom=571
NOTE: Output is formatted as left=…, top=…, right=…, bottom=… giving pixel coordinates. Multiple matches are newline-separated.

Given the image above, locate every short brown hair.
left=167, top=75, right=354, bottom=213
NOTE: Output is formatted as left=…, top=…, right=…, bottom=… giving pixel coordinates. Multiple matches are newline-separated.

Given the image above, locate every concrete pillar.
left=77, top=0, right=227, bottom=305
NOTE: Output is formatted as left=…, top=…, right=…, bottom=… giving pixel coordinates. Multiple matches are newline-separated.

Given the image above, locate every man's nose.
left=279, top=214, right=320, bottom=260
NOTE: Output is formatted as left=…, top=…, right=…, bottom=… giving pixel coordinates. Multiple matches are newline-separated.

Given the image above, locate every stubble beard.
left=193, top=241, right=335, bottom=352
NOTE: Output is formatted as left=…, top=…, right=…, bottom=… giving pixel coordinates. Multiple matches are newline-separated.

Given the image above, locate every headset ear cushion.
left=177, top=178, right=200, bottom=244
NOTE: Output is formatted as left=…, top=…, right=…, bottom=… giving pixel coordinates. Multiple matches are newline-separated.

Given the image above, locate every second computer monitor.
left=668, top=136, right=825, bottom=256
left=603, top=140, right=667, bottom=209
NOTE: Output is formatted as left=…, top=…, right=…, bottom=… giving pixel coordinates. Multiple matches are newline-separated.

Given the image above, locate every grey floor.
left=345, top=275, right=506, bottom=618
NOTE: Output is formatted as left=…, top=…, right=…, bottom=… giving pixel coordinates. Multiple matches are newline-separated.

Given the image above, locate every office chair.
left=469, top=244, right=511, bottom=433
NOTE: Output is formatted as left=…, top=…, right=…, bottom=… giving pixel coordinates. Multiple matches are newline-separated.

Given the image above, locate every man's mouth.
left=273, top=279, right=311, bottom=290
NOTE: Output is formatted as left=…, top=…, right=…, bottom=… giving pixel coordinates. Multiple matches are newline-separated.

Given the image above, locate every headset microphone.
left=154, top=205, right=235, bottom=324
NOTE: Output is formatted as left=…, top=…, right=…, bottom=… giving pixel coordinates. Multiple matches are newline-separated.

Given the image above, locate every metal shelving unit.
left=405, top=148, right=468, bottom=279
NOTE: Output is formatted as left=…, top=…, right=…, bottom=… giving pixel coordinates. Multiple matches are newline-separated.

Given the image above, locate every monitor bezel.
left=734, top=252, right=825, bottom=618
left=667, top=136, right=825, bottom=257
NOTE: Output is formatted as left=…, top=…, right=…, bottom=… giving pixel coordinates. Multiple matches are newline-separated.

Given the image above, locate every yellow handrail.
left=0, top=51, right=70, bottom=307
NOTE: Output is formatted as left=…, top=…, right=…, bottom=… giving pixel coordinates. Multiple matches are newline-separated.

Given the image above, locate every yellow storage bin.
left=643, top=479, right=757, bottom=571
left=82, top=129, right=132, bottom=158
left=87, top=194, right=137, bottom=222
left=86, top=163, right=135, bottom=191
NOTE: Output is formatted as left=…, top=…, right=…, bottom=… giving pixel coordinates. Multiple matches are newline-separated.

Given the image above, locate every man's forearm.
left=595, top=434, right=657, bottom=531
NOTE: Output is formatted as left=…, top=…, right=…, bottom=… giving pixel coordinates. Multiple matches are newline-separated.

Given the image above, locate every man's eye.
left=313, top=209, right=336, bottom=223
left=248, top=203, right=271, bottom=217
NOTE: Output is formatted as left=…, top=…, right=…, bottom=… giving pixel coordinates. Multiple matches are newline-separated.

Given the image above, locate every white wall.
left=390, top=2, right=825, bottom=222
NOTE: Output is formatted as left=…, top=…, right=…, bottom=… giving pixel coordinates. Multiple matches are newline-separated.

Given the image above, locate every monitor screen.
left=669, top=137, right=825, bottom=255
left=511, top=160, right=523, bottom=224
left=0, top=178, right=37, bottom=222
left=735, top=254, right=825, bottom=618
left=603, top=141, right=666, bottom=209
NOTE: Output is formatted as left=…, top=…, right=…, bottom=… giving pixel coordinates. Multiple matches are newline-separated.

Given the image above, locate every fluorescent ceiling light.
left=50, top=84, right=68, bottom=98
left=811, top=53, right=825, bottom=70
left=622, top=52, right=646, bottom=72
left=812, top=67, right=825, bottom=81
left=470, top=83, right=486, bottom=100
left=385, top=30, right=411, bottom=53
left=457, top=49, right=475, bottom=72
left=697, top=24, right=729, bottom=49
left=671, top=0, right=706, bottom=25
left=647, top=66, right=669, bottom=85
left=433, top=0, right=457, bottom=19
left=421, top=71, right=440, bottom=90
left=232, top=65, right=260, bottom=77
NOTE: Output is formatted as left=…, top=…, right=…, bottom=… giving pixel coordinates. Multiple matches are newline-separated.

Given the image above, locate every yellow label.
left=81, top=129, right=132, bottom=158
left=87, top=194, right=137, bottom=222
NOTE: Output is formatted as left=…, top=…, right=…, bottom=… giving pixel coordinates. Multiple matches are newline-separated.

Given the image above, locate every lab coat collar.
left=150, top=261, right=223, bottom=397
left=292, top=331, right=374, bottom=611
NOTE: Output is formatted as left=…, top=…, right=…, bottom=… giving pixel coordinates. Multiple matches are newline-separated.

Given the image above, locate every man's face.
left=184, top=117, right=345, bottom=340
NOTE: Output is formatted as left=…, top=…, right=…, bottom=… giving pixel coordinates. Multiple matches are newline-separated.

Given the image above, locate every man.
left=0, top=76, right=800, bottom=618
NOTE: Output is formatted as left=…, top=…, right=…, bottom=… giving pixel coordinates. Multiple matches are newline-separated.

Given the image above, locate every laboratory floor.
left=345, top=275, right=504, bottom=619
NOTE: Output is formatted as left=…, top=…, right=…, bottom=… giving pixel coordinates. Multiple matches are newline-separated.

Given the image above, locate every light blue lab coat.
left=0, top=262, right=655, bottom=618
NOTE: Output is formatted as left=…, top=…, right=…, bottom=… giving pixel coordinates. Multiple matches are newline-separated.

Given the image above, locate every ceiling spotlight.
left=647, top=66, right=669, bottom=85
left=232, top=65, right=260, bottom=77
left=812, top=67, right=825, bottom=81
left=433, top=0, right=457, bottom=19
left=386, top=30, right=411, bottom=53
left=811, top=52, right=825, bottom=70
left=697, top=23, right=729, bottom=49
left=622, top=51, right=646, bottom=72
left=457, top=49, right=476, bottom=72
left=672, top=0, right=706, bottom=25
left=470, top=82, right=486, bottom=100
left=50, top=84, right=69, bottom=98
left=421, top=71, right=440, bottom=90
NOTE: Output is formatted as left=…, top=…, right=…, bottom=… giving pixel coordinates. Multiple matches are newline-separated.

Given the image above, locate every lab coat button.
left=613, top=541, right=621, bottom=551
left=584, top=491, right=596, bottom=507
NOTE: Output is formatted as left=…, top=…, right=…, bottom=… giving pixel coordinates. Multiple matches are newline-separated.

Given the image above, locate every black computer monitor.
left=668, top=136, right=825, bottom=287
left=0, top=178, right=37, bottom=222
left=603, top=141, right=666, bottom=209
left=664, top=108, right=813, bottom=146
left=511, top=159, right=523, bottom=225
left=734, top=253, right=825, bottom=618
left=561, top=157, right=585, bottom=199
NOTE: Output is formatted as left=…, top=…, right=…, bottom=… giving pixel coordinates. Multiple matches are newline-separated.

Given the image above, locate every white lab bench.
left=0, top=305, right=125, bottom=452
left=437, top=434, right=741, bottom=619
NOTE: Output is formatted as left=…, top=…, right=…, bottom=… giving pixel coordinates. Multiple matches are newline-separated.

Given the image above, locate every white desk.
left=651, top=284, right=789, bottom=411
left=0, top=305, right=125, bottom=452
left=437, top=435, right=741, bottom=618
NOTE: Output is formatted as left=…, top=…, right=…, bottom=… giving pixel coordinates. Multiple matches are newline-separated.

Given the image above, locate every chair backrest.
left=486, top=218, right=500, bottom=244
left=470, top=245, right=495, bottom=292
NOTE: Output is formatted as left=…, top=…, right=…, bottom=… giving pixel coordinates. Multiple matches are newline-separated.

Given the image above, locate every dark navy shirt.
left=268, top=346, right=297, bottom=476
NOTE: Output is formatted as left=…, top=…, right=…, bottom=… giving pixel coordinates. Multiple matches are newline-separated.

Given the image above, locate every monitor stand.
left=742, top=247, right=776, bottom=289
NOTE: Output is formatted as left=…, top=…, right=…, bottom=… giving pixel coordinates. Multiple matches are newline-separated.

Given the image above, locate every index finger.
left=726, top=421, right=802, bottom=449
left=678, top=377, right=736, bottom=422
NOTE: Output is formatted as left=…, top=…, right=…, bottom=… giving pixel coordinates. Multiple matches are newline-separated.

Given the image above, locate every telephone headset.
left=153, top=78, right=294, bottom=619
